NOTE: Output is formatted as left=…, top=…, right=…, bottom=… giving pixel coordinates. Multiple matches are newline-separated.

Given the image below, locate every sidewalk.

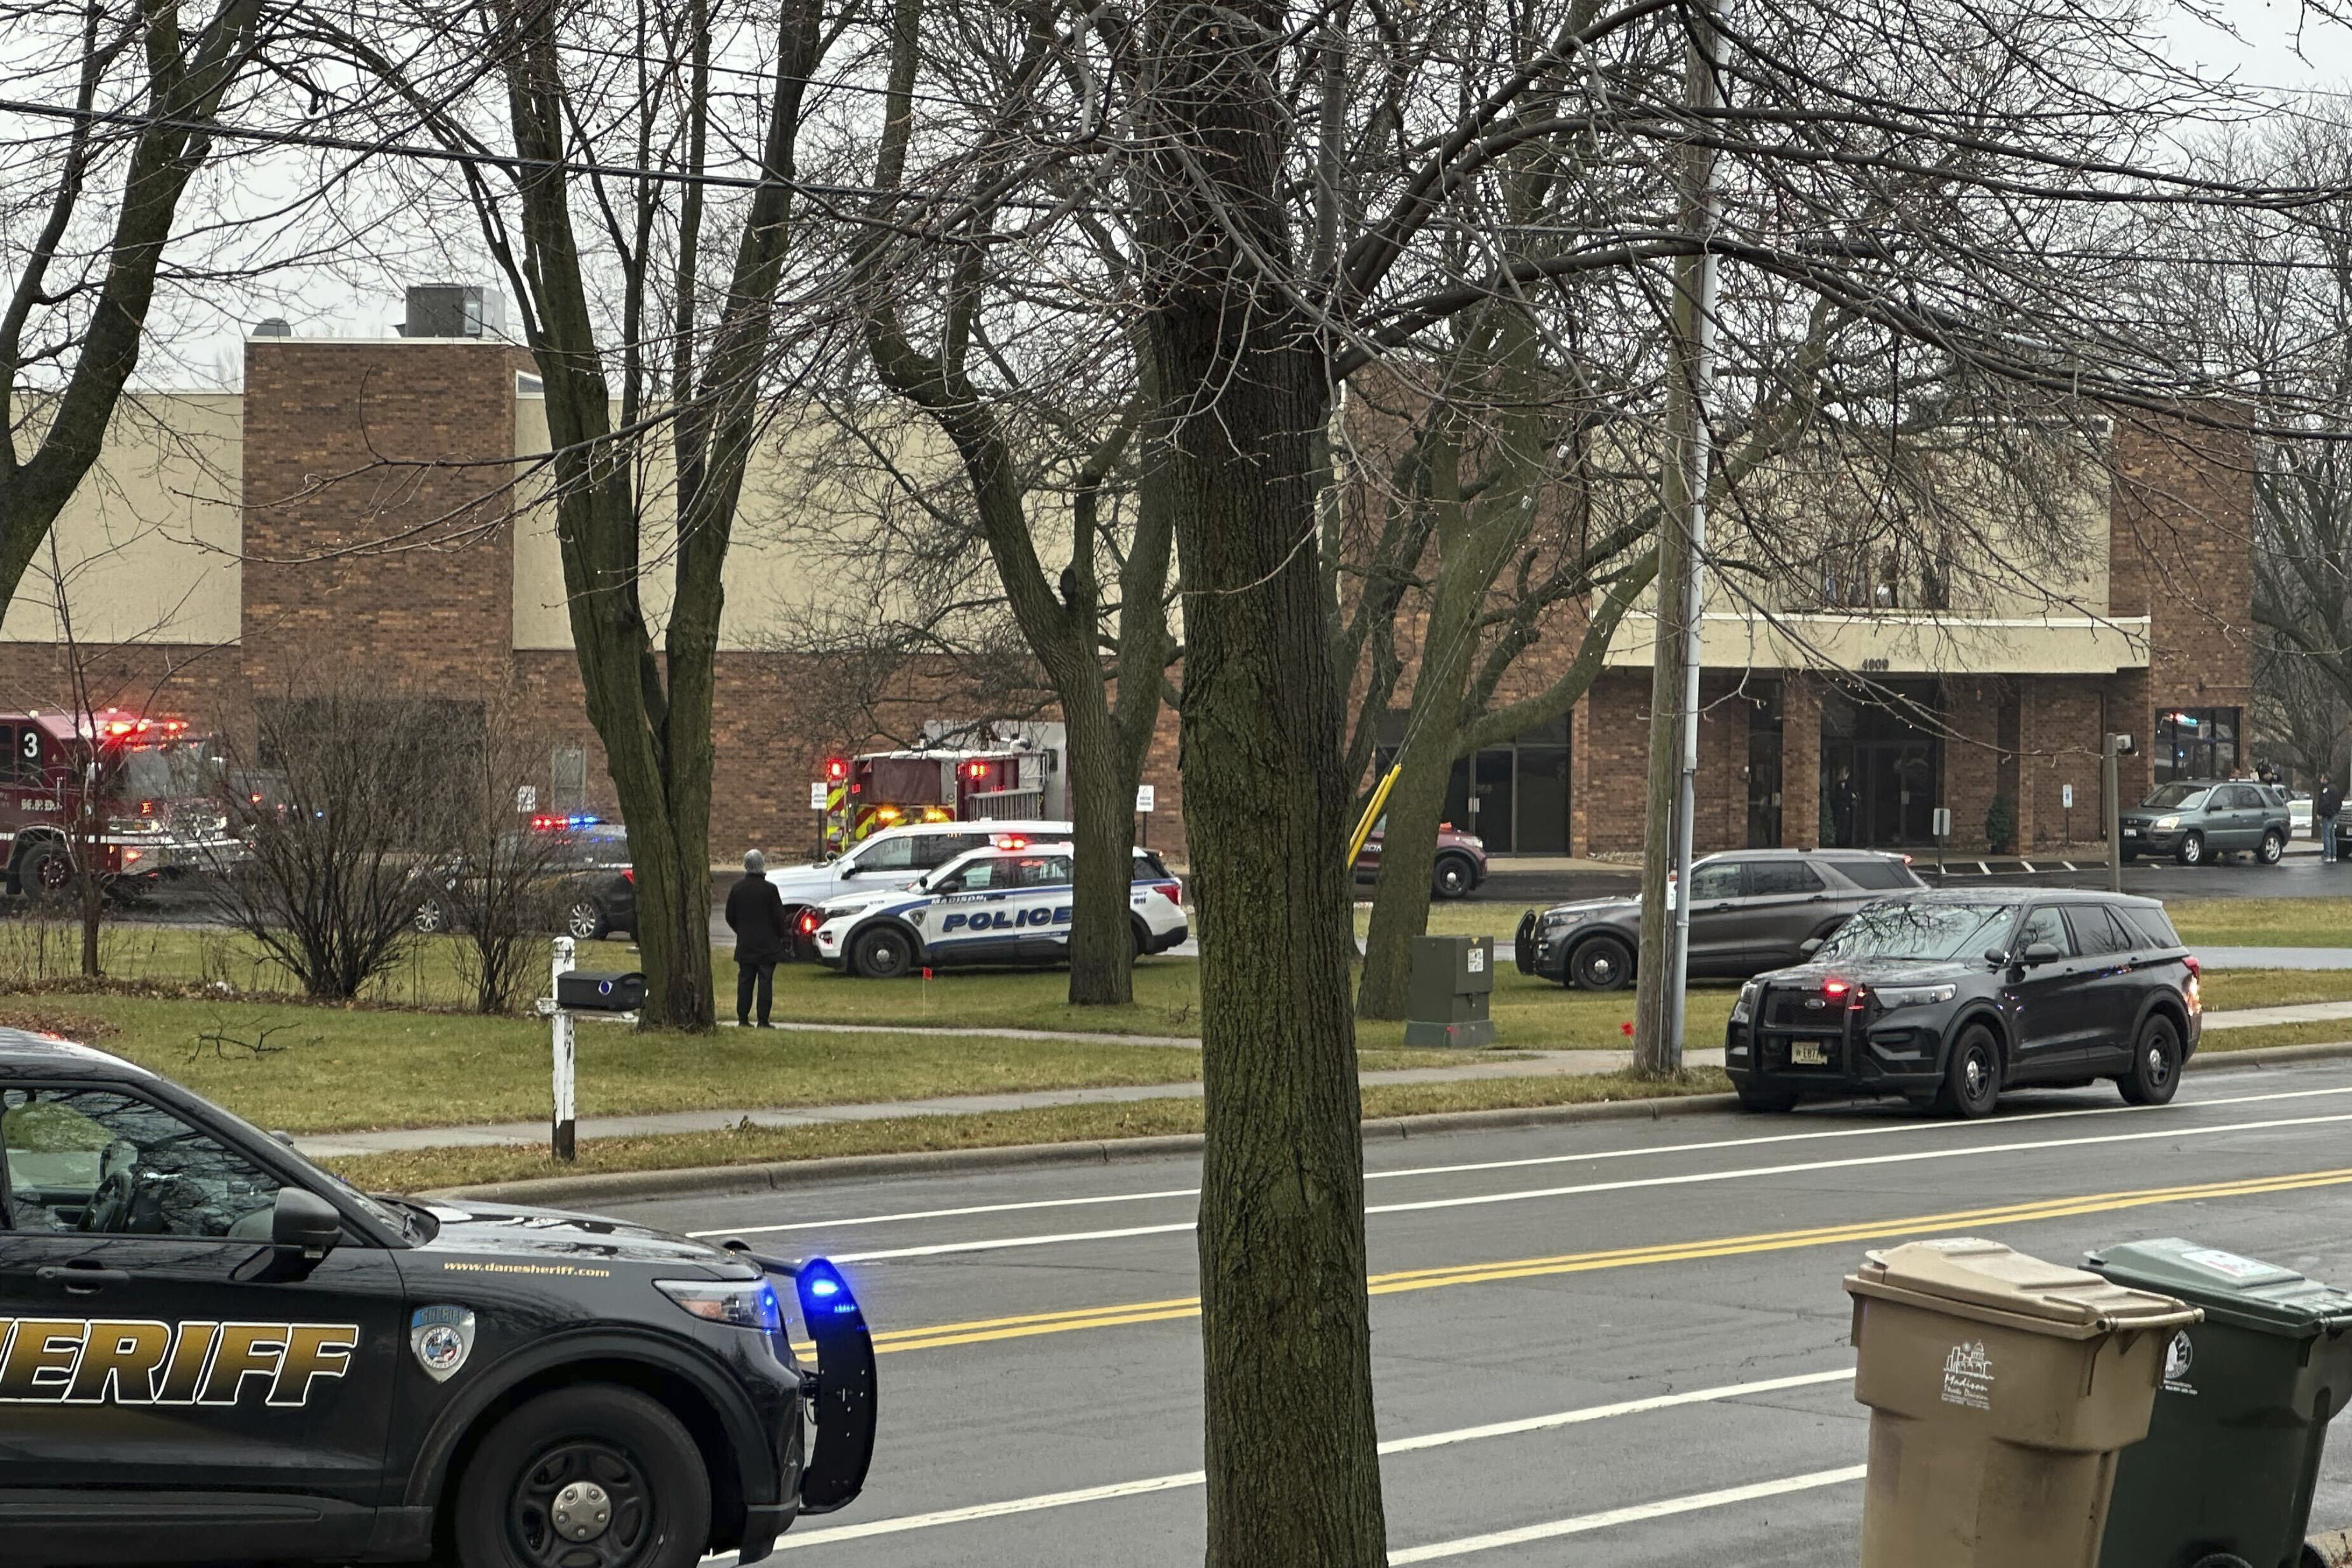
left=290, top=1047, right=1726, bottom=1159
left=291, top=992, right=2352, bottom=1159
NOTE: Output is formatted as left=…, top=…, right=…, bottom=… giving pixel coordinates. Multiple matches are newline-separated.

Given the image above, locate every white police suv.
left=808, top=840, right=1188, bottom=978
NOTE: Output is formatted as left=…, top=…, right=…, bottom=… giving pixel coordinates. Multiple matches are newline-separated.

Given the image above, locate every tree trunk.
left=1140, top=5, right=1387, bottom=1550
left=1354, top=722, right=1453, bottom=1018
left=1064, top=694, right=1141, bottom=1004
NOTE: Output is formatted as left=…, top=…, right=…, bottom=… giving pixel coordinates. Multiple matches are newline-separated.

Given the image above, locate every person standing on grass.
left=2320, top=777, right=2343, bottom=864
left=726, top=849, right=789, bottom=1027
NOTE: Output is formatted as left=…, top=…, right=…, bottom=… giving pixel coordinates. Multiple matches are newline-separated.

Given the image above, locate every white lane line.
left=1386, top=1466, right=1868, bottom=1563
left=689, top=1080, right=2352, bottom=1240
left=827, top=1107, right=2352, bottom=1262
left=765, top=1369, right=1858, bottom=1551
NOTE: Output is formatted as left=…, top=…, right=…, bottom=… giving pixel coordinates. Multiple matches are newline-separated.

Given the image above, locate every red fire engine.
left=0, top=708, right=228, bottom=896
left=820, top=734, right=1065, bottom=855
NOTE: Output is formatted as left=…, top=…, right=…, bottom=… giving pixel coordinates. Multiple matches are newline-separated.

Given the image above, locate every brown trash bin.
left=1845, top=1237, right=2200, bottom=1568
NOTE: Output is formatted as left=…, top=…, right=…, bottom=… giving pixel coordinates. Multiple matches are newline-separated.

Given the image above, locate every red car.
left=1356, top=821, right=1488, bottom=898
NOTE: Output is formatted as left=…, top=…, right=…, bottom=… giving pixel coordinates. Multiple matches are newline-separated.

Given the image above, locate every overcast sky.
left=2158, top=0, right=2352, bottom=91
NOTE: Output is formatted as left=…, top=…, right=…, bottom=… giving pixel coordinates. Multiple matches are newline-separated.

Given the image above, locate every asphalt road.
left=597, top=1058, right=2352, bottom=1565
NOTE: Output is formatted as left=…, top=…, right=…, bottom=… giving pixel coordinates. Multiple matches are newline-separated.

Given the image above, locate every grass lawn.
left=319, top=1069, right=1735, bottom=1193
left=2166, top=899, right=2352, bottom=949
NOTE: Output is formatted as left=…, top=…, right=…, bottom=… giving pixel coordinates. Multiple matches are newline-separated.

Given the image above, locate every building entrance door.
left=1820, top=683, right=1942, bottom=847
left=1747, top=684, right=1784, bottom=848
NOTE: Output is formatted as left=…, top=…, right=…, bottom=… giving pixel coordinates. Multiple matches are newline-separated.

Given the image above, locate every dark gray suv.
left=2118, top=780, right=2292, bottom=866
left=1514, top=849, right=1926, bottom=991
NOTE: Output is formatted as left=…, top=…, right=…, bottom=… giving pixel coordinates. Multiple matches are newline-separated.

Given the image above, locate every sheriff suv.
left=1515, top=849, right=1923, bottom=991
left=810, top=840, right=1187, bottom=977
left=1724, top=888, right=2199, bottom=1118
left=0, top=1031, right=877, bottom=1568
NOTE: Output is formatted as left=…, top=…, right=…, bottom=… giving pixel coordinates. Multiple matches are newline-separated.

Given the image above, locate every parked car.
left=1724, top=888, right=2199, bottom=1117
left=1514, top=849, right=1925, bottom=991
left=1356, top=820, right=1488, bottom=899
left=767, top=818, right=1074, bottom=955
left=412, top=819, right=637, bottom=941
left=2117, top=780, right=2292, bottom=866
left=809, top=841, right=1187, bottom=977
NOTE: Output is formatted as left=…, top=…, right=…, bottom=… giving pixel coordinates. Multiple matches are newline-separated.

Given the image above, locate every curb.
left=416, top=1038, right=2352, bottom=1210
left=424, top=1091, right=1740, bottom=1207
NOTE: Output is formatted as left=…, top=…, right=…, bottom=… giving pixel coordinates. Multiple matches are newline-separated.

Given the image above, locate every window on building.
left=2153, top=708, right=2239, bottom=784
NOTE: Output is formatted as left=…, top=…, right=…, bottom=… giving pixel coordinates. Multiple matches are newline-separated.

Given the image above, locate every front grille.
left=1755, top=982, right=1852, bottom=1072
left=1762, top=985, right=1846, bottom=1028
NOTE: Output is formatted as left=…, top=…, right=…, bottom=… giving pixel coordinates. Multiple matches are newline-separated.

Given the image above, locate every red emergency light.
left=964, top=760, right=991, bottom=781
left=824, top=756, right=849, bottom=783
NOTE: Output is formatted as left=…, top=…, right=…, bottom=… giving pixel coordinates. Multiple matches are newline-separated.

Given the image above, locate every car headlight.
left=822, top=901, right=878, bottom=919
left=1731, top=979, right=1762, bottom=1024
left=1874, top=984, right=1957, bottom=1010
left=2154, top=816, right=2180, bottom=830
left=655, top=1278, right=783, bottom=1331
left=1539, top=909, right=1576, bottom=929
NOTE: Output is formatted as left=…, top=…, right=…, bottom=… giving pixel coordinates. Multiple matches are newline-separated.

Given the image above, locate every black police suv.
left=1724, top=888, right=2200, bottom=1118
left=0, top=1031, right=875, bottom=1568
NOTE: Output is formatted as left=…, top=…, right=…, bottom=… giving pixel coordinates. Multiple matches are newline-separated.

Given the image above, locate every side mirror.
left=1983, top=947, right=2010, bottom=967
left=272, top=1187, right=343, bottom=1265
left=1800, top=937, right=1823, bottom=956
left=2023, top=941, right=2062, bottom=964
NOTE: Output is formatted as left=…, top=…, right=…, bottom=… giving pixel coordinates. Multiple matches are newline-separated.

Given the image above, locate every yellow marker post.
left=1348, top=764, right=1403, bottom=870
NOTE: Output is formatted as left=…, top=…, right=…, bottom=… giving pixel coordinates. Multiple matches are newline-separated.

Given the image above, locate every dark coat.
left=726, top=872, right=790, bottom=965
left=2321, top=786, right=2344, bottom=822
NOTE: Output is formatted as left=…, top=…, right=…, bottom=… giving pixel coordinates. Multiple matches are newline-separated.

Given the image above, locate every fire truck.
left=0, top=708, right=234, bottom=897
left=820, top=721, right=1067, bottom=855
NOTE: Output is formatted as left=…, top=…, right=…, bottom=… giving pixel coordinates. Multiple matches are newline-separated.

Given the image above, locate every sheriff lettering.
left=0, top=1318, right=358, bottom=1407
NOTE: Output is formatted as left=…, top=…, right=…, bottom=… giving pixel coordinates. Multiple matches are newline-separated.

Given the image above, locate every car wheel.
left=565, top=898, right=610, bottom=941
left=1935, top=1024, right=2002, bottom=1119
left=452, top=1384, right=709, bottom=1568
left=780, top=906, right=811, bottom=961
left=2118, top=1012, right=2182, bottom=1107
left=851, top=926, right=914, bottom=979
left=17, top=841, right=71, bottom=897
left=2176, top=830, right=2205, bottom=866
left=1735, top=1083, right=1797, bottom=1113
left=413, top=897, right=448, bottom=935
left=1432, top=856, right=1474, bottom=899
left=2119, top=848, right=2138, bottom=864
left=1570, top=935, right=1633, bottom=991
left=2259, top=829, right=2285, bottom=865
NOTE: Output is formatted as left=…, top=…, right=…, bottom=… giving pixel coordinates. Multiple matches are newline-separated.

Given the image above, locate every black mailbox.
left=1403, top=935, right=1497, bottom=1048
left=557, top=970, right=646, bottom=1012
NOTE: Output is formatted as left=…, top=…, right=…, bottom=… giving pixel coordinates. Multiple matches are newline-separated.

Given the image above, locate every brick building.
left=0, top=316, right=2257, bottom=864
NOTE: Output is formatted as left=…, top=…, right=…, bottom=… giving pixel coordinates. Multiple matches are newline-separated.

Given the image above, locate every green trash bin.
left=2086, top=1238, right=2352, bottom=1568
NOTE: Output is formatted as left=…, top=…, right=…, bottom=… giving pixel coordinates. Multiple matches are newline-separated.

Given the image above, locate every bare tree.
left=0, top=0, right=265, bottom=614
left=308, top=0, right=843, bottom=1028
left=204, top=688, right=459, bottom=1000
left=421, top=689, right=575, bottom=1013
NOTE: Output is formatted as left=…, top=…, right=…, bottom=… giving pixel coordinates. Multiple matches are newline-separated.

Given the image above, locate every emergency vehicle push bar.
left=724, top=1244, right=878, bottom=1514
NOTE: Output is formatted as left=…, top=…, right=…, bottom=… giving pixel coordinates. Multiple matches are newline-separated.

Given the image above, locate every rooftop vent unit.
left=397, top=284, right=504, bottom=339
left=251, top=318, right=292, bottom=337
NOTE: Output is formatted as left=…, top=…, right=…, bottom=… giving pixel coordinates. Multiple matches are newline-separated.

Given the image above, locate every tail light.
left=1151, top=881, right=1182, bottom=905
left=621, top=868, right=635, bottom=884
left=799, top=910, right=821, bottom=935
left=2183, top=953, right=2201, bottom=1010
left=121, top=848, right=143, bottom=867
left=1900, top=854, right=1913, bottom=865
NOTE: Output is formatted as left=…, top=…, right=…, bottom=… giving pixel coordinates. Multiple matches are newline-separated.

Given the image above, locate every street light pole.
left=1652, top=0, right=1729, bottom=1071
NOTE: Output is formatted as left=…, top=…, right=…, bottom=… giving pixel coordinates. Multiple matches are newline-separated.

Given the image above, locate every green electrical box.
left=1403, top=934, right=1497, bottom=1048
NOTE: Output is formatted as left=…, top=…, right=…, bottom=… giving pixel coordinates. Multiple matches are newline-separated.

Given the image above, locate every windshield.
left=1814, top=902, right=2014, bottom=963
left=2140, top=784, right=2209, bottom=810
left=110, top=739, right=220, bottom=802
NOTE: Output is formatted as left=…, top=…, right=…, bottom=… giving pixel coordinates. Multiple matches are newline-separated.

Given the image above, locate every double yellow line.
left=832, top=1163, right=2352, bottom=1357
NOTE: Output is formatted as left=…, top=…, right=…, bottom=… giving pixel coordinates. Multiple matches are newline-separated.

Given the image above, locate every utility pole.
left=1633, top=0, right=1728, bottom=1075
left=2103, top=732, right=2131, bottom=893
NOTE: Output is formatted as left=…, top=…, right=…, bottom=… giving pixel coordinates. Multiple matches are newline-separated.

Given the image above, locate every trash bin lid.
left=2085, top=1238, right=2352, bottom=1336
left=1848, top=1237, right=2199, bottom=1339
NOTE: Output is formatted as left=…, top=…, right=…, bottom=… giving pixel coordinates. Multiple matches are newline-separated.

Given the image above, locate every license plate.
left=1790, top=1042, right=1828, bottom=1066
left=2124, top=827, right=2140, bottom=837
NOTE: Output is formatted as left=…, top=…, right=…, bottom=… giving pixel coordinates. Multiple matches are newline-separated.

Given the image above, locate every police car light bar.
left=994, top=835, right=1028, bottom=849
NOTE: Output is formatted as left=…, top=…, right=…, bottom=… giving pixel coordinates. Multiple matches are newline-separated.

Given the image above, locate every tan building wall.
left=0, top=393, right=242, bottom=648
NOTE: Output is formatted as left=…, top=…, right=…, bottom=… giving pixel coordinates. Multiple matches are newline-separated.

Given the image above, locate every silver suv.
left=765, top=819, right=1073, bottom=954
left=2117, top=780, right=2291, bottom=866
